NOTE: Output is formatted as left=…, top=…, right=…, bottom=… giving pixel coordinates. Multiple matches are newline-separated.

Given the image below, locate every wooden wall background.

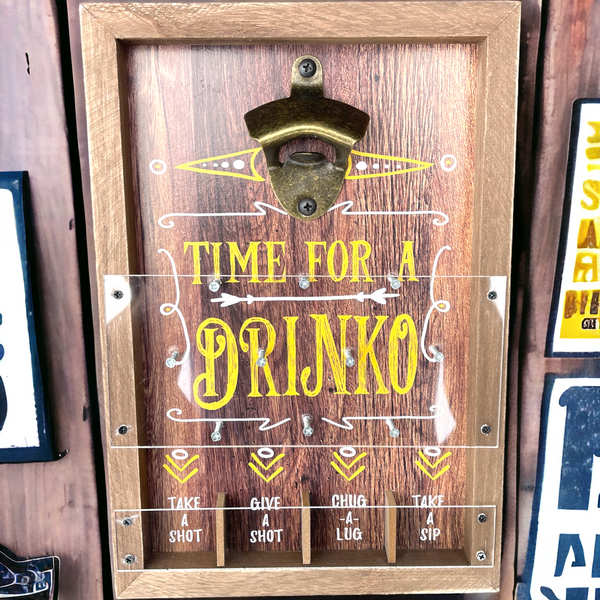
left=1, top=0, right=599, bottom=598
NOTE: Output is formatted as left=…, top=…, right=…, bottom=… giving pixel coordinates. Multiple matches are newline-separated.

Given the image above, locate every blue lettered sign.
left=523, top=376, right=600, bottom=600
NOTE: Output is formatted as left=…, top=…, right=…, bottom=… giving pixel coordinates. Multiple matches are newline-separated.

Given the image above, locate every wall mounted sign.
left=0, top=544, right=59, bottom=599
left=80, top=2, right=519, bottom=597
left=548, top=100, right=600, bottom=356
left=522, top=376, right=600, bottom=600
left=0, top=172, right=54, bottom=463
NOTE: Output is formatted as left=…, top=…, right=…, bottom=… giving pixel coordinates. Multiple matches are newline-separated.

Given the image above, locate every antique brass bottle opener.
left=244, top=55, right=370, bottom=220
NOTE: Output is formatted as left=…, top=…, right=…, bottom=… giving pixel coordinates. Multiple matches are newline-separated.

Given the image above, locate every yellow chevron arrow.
left=330, top=451, right=367, bottom=481
left=415, top=450, right=452, bottom=480
left=248, top=452, right=285, bottom=482
left=163, top=453, right=200, bottom=484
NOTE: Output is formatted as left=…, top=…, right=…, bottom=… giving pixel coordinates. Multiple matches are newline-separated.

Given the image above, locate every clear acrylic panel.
left=113, top=502, right=497, bottom=570
left=104, top=274, right=507, bottom=450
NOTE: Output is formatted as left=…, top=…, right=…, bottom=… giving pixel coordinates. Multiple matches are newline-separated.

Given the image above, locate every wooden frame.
left=80, top=2, right=519, bottom=597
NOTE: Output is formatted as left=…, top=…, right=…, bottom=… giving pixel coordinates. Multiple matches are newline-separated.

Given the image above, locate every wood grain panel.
left=118, top=42, right=479, bottom=556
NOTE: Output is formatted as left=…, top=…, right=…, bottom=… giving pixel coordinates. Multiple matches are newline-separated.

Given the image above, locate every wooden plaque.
left=80, top=2, right=519, bottom=597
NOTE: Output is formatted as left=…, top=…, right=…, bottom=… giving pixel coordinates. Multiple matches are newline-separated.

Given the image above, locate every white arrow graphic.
left=211, top=288, right=400, bottom=308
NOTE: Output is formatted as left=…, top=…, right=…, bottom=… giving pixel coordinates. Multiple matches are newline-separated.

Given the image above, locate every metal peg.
left=211, top=421, right=225, bottom=442
left=385, top=418, right=400, bottom=438
left=299, top=276, right=310, bottom=289
left=209, top=278, right=222, bottom=292
left=429, top=345, right=444, bottom=362
left=165, top=351, right=179, bottom=368
left=387, top=275, right=401, bottom=290
left=302, top=414, right=314, bottom=437
left=344, top=348, right=355, bottom=368
left=256, top=348, right=267, bottom=367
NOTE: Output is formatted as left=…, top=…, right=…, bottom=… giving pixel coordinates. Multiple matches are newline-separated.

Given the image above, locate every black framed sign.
left=547, top=99, right=600, bottom=357
left=0, top=172, right=54, bottom=463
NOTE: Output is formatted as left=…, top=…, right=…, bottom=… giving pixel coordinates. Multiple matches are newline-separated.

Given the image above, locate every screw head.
left=123, top=554, right=136, bottom=565
left=476, top=550, right=487, bottom=561
left=299, top=277, right=310, bottom=289
left=303, top=426, right=314, bottom=437
left=209, top=279, right=222, bottom=292
left=388, top=276, right=401, bottom=290
left=477, top=513, right=487, bottom=524
left=118, top=425, right=128, bottom=435
left=113, top=290, right=124, bottom=300
left=298, top=198, right=317, bottom=216
left=298, top=58, right=317, bottom=78
left=122, top=517, right=133, bottom=527
left=211, top=431, right=222, bottom=442
left=481, top=424, right=492, bottom=435
left=390, top=427, right=400, bottom=438
left=165, top=357, right=176, bottom=368
left=487, top=291, right=497, bottom=300
left=345, top=356, right=356, bottom=368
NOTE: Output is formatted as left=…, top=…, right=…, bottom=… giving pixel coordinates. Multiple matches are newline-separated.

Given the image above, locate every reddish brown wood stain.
left=122, top=43, right=478, bottom=556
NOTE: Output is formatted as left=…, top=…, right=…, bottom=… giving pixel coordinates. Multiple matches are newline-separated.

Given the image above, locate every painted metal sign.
left=0, top=172, right=54, bottom=463
left=522, top=376, right=600, bottom=600
left=548, top=100, right=600, bottom=356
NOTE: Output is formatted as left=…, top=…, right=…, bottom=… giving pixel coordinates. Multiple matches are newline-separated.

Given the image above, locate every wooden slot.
left=216, top=493, right=226, bottom=567
left=384, top=490, right=397, bottom=564
left=301, top=491, right=311, bottom=565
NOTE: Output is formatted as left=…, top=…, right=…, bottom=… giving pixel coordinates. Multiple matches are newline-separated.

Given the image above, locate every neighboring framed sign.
left=522, top=375, right=600, bottom=600
left=80, top=2, right=519, bottom=597
left=547, top=100, right=600, bottom=357
left=0, top=172, right=54, bottom=463
left=0, top=544, right=59, bottom=599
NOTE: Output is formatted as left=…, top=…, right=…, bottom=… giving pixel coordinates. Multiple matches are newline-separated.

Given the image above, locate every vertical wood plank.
left=501, top=2, right=542, bottom=597
left=216, top=492, right=227, bottom=567
left=0, top=2, right=103, bottom=599
left=517, top=0, right=600, bottom=578
left=301, top=491, right=311, bottom=565
left=384, top=490, right=397, bottom=564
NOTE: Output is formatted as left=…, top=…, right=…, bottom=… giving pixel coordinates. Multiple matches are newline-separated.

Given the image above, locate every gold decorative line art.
left=176, top=148, right=433, bottom=182
left=330, top=451, right=367, bottom=481
left=175, top=148, right=265, bottom=181
left=248, top=452, right=285, bottom=482
left=415, top=450, right=452, bottom=480
left=346, top=151, right=434, bottom=180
